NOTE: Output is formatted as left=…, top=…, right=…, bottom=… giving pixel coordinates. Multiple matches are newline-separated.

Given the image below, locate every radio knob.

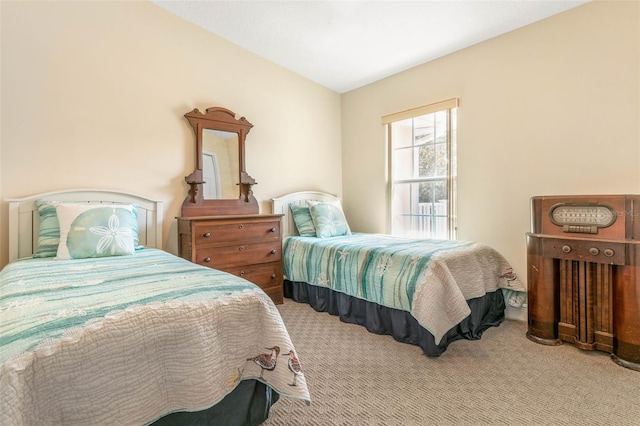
left=561, top=245, right=572, bottom=253
left=589, top=247, right=600, bottom=256
left=603, top=248, right=615, bottom=257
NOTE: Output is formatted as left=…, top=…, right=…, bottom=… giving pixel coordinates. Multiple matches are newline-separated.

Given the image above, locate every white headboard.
left=272, top=191, right=340, bottom=237
left=6, top=189, right=164, bottom=262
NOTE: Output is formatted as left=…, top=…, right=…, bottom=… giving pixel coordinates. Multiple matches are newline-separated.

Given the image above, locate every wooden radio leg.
left=526, top=237, right=561, bottom=345
left=611, top=247, right=640, bottom=372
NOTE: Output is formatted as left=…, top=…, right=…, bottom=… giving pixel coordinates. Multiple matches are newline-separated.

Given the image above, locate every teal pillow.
left=289, top=204, right=317, bottom=236
left=307, top=200, right=351, bottom=238
left=55, top=204, right=138, bottom=259
left=34, top=200, right=62, bottom=258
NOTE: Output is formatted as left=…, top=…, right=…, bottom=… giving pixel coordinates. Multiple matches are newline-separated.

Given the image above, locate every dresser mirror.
left=181, top=107, right=259, bottom=216
left=202, top=128, right=239, bottom=200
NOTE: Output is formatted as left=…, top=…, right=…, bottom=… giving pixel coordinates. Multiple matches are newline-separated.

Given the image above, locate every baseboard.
left=505, top=305, right=527, bottom=322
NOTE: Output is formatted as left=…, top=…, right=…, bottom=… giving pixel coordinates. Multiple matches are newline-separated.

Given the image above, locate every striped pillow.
left=289, top=204, right=317, bottom=237
left=33, top=200, right=62, bottom=258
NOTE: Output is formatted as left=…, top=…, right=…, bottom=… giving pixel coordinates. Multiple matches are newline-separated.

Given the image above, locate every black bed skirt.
left=150, top=379, right=280, bottom=426
left=284, top=280, right=506, bottom=357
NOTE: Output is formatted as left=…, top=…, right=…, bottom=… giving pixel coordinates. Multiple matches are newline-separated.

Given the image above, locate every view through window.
left=384, top=99, right=458, bottom=239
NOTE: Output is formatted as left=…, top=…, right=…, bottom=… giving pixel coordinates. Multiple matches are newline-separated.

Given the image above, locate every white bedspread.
left=411, top=243, right=525, bottom=343
left=1, top=251, right=310, bottom=425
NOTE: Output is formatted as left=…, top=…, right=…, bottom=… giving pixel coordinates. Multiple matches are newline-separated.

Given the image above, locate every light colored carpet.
left=266, top=299, right=640, bottom=425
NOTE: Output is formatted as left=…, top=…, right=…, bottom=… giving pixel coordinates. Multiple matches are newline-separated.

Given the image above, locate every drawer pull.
left=604, top=248, right=615, bottom=257
left=271, top=274, right=276, bottom=279
left=203, top=232, right=211, bottom=238
left=238, top=224, right=244, bottom=229
left=239, top=246, right=245, bottom=251
left=204, top=257, right=211, bottom=263
left=240, top=271, right=245, bottom=276
left=561, top=245, right=572, bottom=253
left=270, top=249, right=277, bottom=255
left=589, top=247, right=600, bottom=256
left=270, top=227, right=276, bottom=233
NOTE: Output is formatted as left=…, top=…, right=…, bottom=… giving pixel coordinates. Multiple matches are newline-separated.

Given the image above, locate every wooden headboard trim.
left=272, top=191, right=340, bottom=238
left=6, top=189, right=164, bottom=262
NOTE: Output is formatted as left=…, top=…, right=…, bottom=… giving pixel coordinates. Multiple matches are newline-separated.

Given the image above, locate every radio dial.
left=561, top=245, right=572, bottom=253
left=589, top=247, right=600, bottom=256
left=603, top=248, right=615, bottom=257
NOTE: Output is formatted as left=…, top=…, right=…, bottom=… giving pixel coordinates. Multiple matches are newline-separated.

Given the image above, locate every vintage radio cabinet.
left=526, top=195, right=639, bottom=371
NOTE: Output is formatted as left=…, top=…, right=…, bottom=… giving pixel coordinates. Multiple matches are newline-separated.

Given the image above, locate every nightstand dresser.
left=178, top=214, right=284, bottom=304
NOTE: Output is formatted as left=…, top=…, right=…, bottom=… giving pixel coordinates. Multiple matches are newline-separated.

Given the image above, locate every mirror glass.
left=202, top=129, right=239, bottom=199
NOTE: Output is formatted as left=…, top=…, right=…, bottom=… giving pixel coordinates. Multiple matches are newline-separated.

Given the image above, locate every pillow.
left=289, top=204, right=317, bottom=237
left=34, top=201, right=141, bottom=258
left=307, top=200, right=351, bottom=238
left=33, top=200, right=63, bottom=258
left=55, top=203, right=138, bottom=259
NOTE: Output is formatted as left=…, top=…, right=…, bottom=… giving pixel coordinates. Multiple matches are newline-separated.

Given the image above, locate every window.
left=383, top=98, right=458, bottom=240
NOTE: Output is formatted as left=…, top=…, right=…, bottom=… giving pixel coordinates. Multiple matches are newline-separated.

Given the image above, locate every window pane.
left=435, top=143, right=448, bottom=176
left=391, top=118, right=414, bottom=149
left=392, top=180, right=449, bottom=239
left=419, top=144, right=435, bottom=177
left=414, top=115, right=434, bottom=145
left=393, top=146, right=417, bottom=180
left=434, top=111, right=448, bottom=141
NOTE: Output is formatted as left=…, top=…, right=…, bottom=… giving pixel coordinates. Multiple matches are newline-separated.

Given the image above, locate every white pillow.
left=55, top=203, right=138, bottom=259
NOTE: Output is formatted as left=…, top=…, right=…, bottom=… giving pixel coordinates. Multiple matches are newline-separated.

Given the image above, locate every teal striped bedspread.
left=283, top=233, right=526, bottom=343
left=1, top=248, right=310, bottom=425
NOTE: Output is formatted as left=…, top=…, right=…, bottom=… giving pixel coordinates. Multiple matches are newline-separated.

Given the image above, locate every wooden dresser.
left=526, top=195, right=639, bottom=371
left=178, top=214, right=284, bottom=304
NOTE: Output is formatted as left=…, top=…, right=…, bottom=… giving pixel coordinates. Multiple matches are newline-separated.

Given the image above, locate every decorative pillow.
left=33, top=200, right=63, bottom=258
left=307, top=200, right=351, bottom=238
left=55, top=204, right=138, bottom=259
left=289, top=204, right=317, bottom=237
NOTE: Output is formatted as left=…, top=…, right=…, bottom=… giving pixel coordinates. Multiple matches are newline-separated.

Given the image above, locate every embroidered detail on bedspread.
left=283, top=233, right=526, bottom=344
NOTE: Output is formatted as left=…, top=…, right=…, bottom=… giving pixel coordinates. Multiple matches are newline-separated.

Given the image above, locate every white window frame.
left=383, top=98, right=458, bottom=240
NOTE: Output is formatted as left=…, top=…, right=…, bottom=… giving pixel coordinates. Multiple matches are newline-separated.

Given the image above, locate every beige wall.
left=0, top=1, right=342, bottom=267
left=341, top=1, right=640, bottom=283
left=2, top=0, right=638, bottom=282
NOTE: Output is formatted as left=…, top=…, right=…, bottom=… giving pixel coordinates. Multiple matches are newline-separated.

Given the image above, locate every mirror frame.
left=181, top=107, right=259, bottom=216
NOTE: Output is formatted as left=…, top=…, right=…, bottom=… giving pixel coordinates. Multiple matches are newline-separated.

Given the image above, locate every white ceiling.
left=153, top=0, right=589, bottom=93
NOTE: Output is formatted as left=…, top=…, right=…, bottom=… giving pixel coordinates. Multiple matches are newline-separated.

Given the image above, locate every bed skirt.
left=284, top=280, right=506, bottom=357
left=150, top=379, right=280, bottom=426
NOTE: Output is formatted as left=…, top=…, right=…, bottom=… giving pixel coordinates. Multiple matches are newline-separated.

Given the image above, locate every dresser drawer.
left=194, top=220, right=280, bottom=246
left=195, top=242, right=282, bottom=268
left=221, top=262, right=282, bottom=290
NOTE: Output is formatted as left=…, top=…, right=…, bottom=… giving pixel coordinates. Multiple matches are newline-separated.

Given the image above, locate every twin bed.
left=1, top=189, right=309, bottom=426
left=273, top=191, right=527, bottom=357
left=1, top=188, right=527, bottom=425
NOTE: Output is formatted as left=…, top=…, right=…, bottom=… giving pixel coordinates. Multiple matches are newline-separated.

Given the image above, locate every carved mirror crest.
left=181, top=107, right=259, bottom=216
